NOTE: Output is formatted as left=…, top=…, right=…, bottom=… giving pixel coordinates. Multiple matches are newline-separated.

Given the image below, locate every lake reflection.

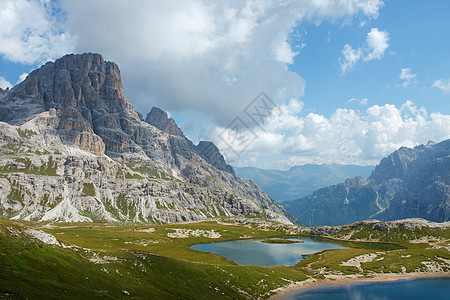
left=190, top=237, right=346, bottom=267
left=282, top=278, right=450, bottom=300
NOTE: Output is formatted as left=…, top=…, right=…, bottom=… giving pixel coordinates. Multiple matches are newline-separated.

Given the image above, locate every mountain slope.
left=284, top=140, right=450, bottom=226
left=234, top=164, right=373, bottom=202
left=0, top=53, right=291, bottom=224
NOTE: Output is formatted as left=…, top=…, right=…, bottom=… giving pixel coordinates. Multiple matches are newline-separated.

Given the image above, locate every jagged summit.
left=369, top=139, right=450, bottom=184
left=144, top=107, right=235, bottom=175
left=0, top=53, right=292, bottom=224
left=1, top=53, right=137, bottom=125
left=145, top=107, right=184, bottom=137
left=195, top=141, right=235, bottom=176
left=284, top=139, right=449, bottom=226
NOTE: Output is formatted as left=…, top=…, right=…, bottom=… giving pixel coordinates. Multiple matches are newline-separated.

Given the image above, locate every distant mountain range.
left=0, top=53, right=291, bottom=224
left=283, top=140, right=450, bottom=226
left=234, top=164, right=373, bottom=202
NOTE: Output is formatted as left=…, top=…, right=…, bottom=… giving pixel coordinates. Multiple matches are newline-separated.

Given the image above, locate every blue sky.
left=291, top=0, right=450, bottom=117
left=0, top=0, right=449, bottom=169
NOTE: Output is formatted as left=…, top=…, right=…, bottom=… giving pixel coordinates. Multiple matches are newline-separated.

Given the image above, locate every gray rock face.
left=145, top=107, right=235, bottom=175
left=195, top=141, right=235, bottom=176
left=301, top=218, right=450, bottom=238
left=145, top=107, right=184, bottom=137
left=283, top=176, right=381, bottom=227
left=284, top=140, right=450, bottom=226
left=375, top=140, right=450, bottom=222
left=0, top=53, right=292, bottom=224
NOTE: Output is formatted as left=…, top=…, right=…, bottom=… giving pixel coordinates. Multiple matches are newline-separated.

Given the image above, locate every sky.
left=0, top=0, right=449, bottom=169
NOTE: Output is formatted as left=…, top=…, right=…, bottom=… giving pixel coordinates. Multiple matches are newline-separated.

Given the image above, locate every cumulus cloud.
left=432, top=79, right=450, bottom=94
left=399, top=68, right=416, bottom=87
left=275, top=40, right=299, bottom=64
left=364, top=28, right=389, bottom=61
left=213, top=99, right=450, bottom=169
left=340, top=44, right=362, bottom=73
left=340, top=27, right=389, bottom=73
left=58, top=0, right=383, bottom=125
left=0, top=0, right=76, bottom=64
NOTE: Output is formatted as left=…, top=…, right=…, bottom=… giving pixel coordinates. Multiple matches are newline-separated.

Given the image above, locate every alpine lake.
left=190, top=237, right=347, bottom=267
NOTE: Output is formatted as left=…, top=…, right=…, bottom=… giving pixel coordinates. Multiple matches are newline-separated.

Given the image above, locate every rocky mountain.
left=0, top=53, right=291, bottom=224
left=234, top=164, right=373, bottom=202
left=145, top=106, right=235, bottom=175
left=283, top=140, right=450, bottom=226
left=145, top=107, right=185, bottom=137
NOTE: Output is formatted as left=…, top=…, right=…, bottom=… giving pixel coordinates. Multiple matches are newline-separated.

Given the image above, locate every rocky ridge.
left=284, top=140, right=450, bottom=226
left=0, top=53, right=291, bottom=224
left=145, top=107, right=235, bottom=175
left=145, top=107, right=185, bottom=137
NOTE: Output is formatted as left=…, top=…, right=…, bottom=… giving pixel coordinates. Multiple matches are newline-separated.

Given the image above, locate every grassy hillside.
left=0, top=218, right=449, bottom=299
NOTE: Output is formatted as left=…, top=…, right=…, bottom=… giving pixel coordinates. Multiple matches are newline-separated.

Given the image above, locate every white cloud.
left=275, top=40, right=299, bottom=64
left=340, top=27, right=389, bottom=73
left=399, top=68, right=417, bottom=87
left=17, top=72, right=28, bottom=84
left=0, top=0, right=76, bottom=64
left=364, top=28, right=389, bottom=61
left=0, top=75, right=12, bottom=89
left=340, top=44, right=362, bottom=73
left=58, top=0, right=383, bottom=125
left=213, top=100, right=450, bottom=169
left=0, top=0, right=385, bottom=126
left=348, top=97, right=368, bottom=105
left=432, top=78, right=450, bottom=94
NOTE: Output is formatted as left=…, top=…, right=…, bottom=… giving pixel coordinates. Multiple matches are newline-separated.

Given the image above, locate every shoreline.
left=270, top=272, right=450, bottom=299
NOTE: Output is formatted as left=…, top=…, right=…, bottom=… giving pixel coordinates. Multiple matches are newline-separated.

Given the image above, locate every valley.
left=1, top=217, right=448, bottom=299
left=0, top=53, right=448, bottom=299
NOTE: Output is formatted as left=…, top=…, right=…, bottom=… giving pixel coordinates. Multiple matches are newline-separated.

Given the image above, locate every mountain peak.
left=0, top=53, right=291, bottom=224
left=0, top=52, right=138, bottom=125
left=145, top=107, right=184, bottom=137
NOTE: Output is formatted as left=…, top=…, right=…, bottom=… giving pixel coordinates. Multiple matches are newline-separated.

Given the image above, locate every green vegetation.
left=261, top=238, right=303, bottom=244
left=0, top=156, right=57, bottom=176
left=331, top=223, right=450, bottom=243
left=7, top=180, right=24, bottom=204
left=124, top=172, right=144, bottom=179
left=0, top=218, right=448, bottom=299
left=0, top=220, right=308, bottom=299
left=17, top=128, right=37, bottom=139
left=81, top=182, right=96, bottom=197
left=129, top=164, right=173, bottom=180
left=1, top=143, right=20, bottom=152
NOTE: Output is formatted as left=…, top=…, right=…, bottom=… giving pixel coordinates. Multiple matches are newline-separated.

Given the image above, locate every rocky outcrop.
left=284, top=140, right=450, bottom=226
left=145, top=107, right=235, bottom=175
left=195, top=141, right=235, bottom=176
left=145, top=107, right=184, bottom=137
left=0, top=53, right=292, bottom=224
left=305, top=218, right=450, bottom=238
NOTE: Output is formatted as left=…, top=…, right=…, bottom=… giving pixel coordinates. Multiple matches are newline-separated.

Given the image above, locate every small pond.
left=190, top=237, right=346, bottom=267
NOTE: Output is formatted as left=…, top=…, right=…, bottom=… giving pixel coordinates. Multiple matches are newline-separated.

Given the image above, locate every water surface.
left=282, top=278, right=450, bottom=300
left=190, top=237, right=346, bottom=267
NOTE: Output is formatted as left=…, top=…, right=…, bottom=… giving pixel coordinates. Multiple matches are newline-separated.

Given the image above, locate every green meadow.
left=0, top=218, right=449, bottom=299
